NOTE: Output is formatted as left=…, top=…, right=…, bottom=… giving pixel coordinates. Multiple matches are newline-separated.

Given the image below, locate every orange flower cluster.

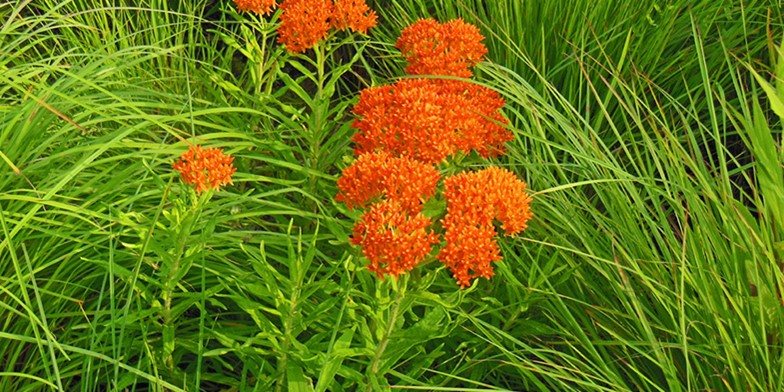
left=395, top=18, right=488, bottom=78
left=335, top=152, right=440, bottom=212
left=232, top=0, right=277, bottom=15
left=173, top=145, right=237, bottom=194
left=351, top=79, right=511, bottom=163
left=330, top=0, right=377, bottom=33
left=438, top=167, right=533, bottom=287
left=278, top=0, right=376, bottom=52
left=352, top=79, right=463, bottom=164
left=337, top=18, right=532, bottom=287
left=276, top=0, right=334, bottom=53
left=233, top=0, right=375, bottom=53
left=351, top=200, right=440, bottom=278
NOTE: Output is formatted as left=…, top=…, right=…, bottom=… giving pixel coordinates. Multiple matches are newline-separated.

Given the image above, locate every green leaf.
left=286, top=361, right=314, bottom=392
left=315, top=329, right=355, bottom=392
left=748, top=64, right=784, bottom=121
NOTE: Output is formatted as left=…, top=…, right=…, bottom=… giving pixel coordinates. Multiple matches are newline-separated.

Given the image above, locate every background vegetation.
left=1, top=0, right=783, bottom=390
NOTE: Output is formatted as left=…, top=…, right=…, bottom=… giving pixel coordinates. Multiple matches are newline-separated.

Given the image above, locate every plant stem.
left=162, top=223, right=188, bottom=372
left=366, top=280, right=406, bottom=390
left=162, top=196, right=200, bottom=373
left=276, top=266, right=303, bottom=391
left=308, top=43, right=327, bottom=209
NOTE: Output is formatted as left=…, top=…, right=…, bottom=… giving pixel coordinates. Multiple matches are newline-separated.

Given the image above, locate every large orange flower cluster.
left=335, top=152, right=440, bottom=212
left=232, top=0, right=376, bottom=53
left=349, top=17, right=509, bottom=163
left=438, top=167, right=533, bottom=287
left=395, top=18, right=488, bottom=78
left=351, top=79, right=510, bottom=163
left=173, top=145, right=237, bottom=194
left=337, top=18, right=532, bottom=288
left=351, top=200, right=440, bottom=278
left=351, top=79, right=463, bottom=164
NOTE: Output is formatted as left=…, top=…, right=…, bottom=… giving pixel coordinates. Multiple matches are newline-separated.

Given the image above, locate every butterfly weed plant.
left=223, top=2, right=535, bottom=389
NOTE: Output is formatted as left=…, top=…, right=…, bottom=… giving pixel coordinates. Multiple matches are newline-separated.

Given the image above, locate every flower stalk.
left=156, top=145, right=234, bottom=373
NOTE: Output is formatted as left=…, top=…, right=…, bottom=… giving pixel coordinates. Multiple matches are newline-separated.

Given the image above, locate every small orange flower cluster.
left=396, top=19, right=488, bottom=78
left=232, top=0, right=376, bottom=53
left=330, top=0, right=378, bottom=33
left=335, top=152, right=440, bottom=212
left=438, top=168, right=533, bottom=287
left=337, top=18, right=533, bottom=288
left=173, top=145, right=237, bottom=194
left=351, top=200, right=440, bottom=278
left=232, top=0, right=277, bottom=15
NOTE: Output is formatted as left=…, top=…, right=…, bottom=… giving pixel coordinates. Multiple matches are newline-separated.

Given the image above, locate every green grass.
left=1, top=0, right=783, bottom=390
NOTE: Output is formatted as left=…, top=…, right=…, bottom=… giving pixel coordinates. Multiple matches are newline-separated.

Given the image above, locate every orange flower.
left=277, top=0, right=334, bottom=53
left=351, top=200, right=440, bottom=278
left=351, top=78, right=510, bottom=163
left=440, top=80, right=512, bottom=158
left=439, top=219, right=502, bottom=287
left=351, top=79, right=462, bottom=163
left=232, top=0, right=277, bottom=15
left=173, top=145, right=237, bottom=194
left=437, top=167, right=533, bottom=287
left=330, top=0, right=377, bottom=34
left=335, top=152, right=440, bottom=212
left=396, top=18, right=488, bottom=78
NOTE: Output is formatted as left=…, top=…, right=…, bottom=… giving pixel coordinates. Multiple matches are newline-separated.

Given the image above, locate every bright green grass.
left=1, top=0, right=783, bottom=390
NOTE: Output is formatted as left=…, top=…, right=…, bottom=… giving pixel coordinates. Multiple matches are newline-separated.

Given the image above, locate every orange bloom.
left=330, top=0, right=377, bottom=34
left=439, top=219, right=502, bottom=287
left=437, top=167, right=533, bottom=287
left=173, top=145, right=237, bottom=194
left=277, top=0, right=334, bottom=53
left=351, top=79, right=460, bottom=164
left=440, top=80, right=512, bottom=158
left=335, top=152, right=440, bottom=212
left=351, top=78, right=510, bottom=163
left=232, top=0, right=277, bottom=15
left=396, top=18, right=488, bottom=78
left=351, top=200, right=440, bottom=278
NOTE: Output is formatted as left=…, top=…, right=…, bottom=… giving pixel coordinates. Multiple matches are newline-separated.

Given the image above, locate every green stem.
left=366, top=279, right=406, bottom=390
left=257, top=29, right=268, bottom=96
left=162, top=222, right=188, bottom=372
left=275, top=273, right=302, bottom=392
left=308, top=43, right=327, bottom=207
left=162, top=193, right=202, bottom=372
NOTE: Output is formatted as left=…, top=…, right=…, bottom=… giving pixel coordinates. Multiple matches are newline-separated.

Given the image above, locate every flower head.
left=336, top=151, right=440, bottom=212
left=440, top=80, right=512, bottom=158
left=437, top=167, right=533, bottom=287
left=439, top=219, right=502, bottom=287
left=330, top=0, right=377, bottom=34
left=351, top=200, right=440, bottom=278
left=351, top=78, right=511, bottom=163
left=232, top=0, right=278, bottom=15
left=396, top=18, right=488, bottom=78
left=173, top=145, right=237, bottom=194
left=277, top=0, right=334, bottom=53
left=351, top=79, right=461, bottom=164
